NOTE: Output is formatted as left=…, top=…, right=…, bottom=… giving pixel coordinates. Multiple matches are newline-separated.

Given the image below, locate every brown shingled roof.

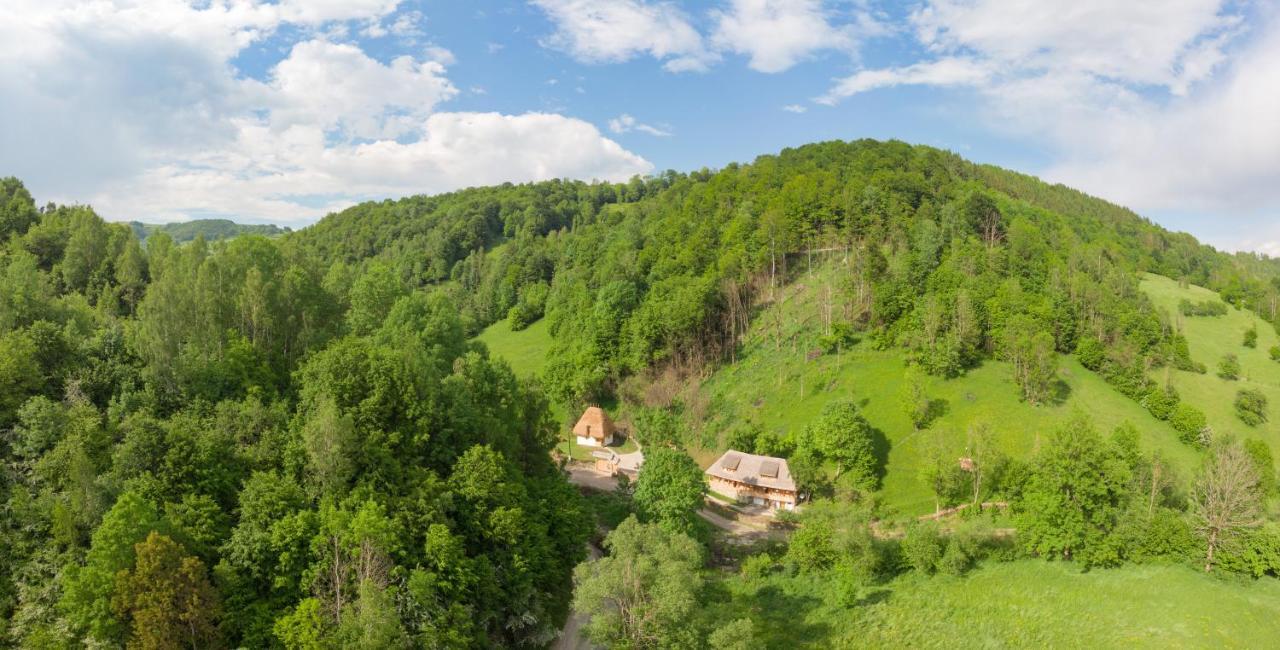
left=705, top=449, right=797, bottom=493
left=573, top=406, right=617, bottom=441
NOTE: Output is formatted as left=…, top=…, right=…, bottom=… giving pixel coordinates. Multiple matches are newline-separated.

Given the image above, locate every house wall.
left=708, top=476, right=798, bottom=510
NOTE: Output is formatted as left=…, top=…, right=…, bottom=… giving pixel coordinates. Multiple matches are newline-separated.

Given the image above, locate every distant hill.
left=129, top=218, right=289, bottom=244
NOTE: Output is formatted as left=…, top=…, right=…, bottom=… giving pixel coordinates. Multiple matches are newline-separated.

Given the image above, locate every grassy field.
left=708, top=560, right=1280, bottom=648
left=1139, top=273, right=1280, bottom=468
left=474, top=316, right=554, bottom=378
left=693, top=264, right=1201, bottom=516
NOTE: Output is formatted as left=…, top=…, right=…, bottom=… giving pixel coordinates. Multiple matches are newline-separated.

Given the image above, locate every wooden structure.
left=573, top=406, right=616, bottom=447
left=705, top=450, right=799, bottom=511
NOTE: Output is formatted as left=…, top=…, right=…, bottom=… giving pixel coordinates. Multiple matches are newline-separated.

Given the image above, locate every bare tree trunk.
left=1205, top=529, right=1218, bottom=572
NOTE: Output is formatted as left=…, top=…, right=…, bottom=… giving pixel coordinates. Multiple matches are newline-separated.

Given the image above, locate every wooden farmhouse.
left=573, top=406, right=616, bottom=447
left=705, top=450, right=799, bottom=511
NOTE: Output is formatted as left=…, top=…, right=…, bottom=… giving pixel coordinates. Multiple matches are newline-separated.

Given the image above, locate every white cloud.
left=782, top=104, right=807, bottom=113
left=811, top=0, right=1280, bottom=251
left=0, top=0, right=653, bottom=225
left=531, top=0, right=717, bottom=72
left=607, top=114, right=672, bottom=137
left=532, top=0, right=884, bottom=74
left=817, top=57, right=990, bottom=104
left=89, top=112, right=653, bottom=225
left=710, top=0, right=876, bottom=73
left=1039, top=23, right=1280, bottom=250
left=911, top=0, right=1239, bottom=94
left=265, top=39, right=457, bottom=140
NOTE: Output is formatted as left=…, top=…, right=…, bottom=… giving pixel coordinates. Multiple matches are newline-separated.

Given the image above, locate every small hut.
left=573, top=406, right=616, bottom=447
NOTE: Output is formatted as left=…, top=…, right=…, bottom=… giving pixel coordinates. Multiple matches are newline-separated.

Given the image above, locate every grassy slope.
left=475, top=317, right=554, bottom=379
left=710, top=561, right=1280, bottom=648
left=695, top=262, right=1200, bottom=516
left=1140, top=273, right=1280, bottom=468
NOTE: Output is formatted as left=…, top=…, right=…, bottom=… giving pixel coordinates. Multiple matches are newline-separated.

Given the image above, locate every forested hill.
left=288, top=139, right=1280, bottom=409
left=130, top=218, right=289, bottom=244
left=0, top=140, right=1278, bottom=647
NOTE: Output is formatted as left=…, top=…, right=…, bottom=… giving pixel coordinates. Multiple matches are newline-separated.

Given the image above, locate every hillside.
left=5, top=139, right=1280, bottom=648
left=479, top=262, right=1263, bottom=515
left=129, top=218, right=289, bottom=244
left=690, top=262, right=1205, bottom=515
left=702, top=560, right=1280, bottom=647
left=1141, top=273, right=1280, bottom=444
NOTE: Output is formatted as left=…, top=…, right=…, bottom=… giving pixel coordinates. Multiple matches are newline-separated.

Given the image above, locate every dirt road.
left=554, top=543, right=602, bottom=650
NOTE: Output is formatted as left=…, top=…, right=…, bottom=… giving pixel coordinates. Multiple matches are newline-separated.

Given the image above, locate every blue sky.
left=2, top=1, right=1277, bottom=253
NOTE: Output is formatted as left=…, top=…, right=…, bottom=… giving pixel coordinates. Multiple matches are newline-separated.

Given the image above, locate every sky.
left=2, top=1, right=1278, bottom=254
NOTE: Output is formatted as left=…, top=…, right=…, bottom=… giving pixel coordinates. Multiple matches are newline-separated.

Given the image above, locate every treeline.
left=129, top=219, right=290, bottom=245
left=0, top=177, right=587, bottom=647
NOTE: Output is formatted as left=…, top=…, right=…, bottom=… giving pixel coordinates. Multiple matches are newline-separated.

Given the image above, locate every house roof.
left=573, top=406, right=617, bottom=441
left=705, top=450, right=797, bottom=493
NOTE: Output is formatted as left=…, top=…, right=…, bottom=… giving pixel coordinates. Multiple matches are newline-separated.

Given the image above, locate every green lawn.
left=706, top=561, right=1280, bottom=648
left=1139, top=273, right=1280, bottom=471
left=474, top=316, right=554, bottom=379
left=695, top=264, right=1201, bottom=516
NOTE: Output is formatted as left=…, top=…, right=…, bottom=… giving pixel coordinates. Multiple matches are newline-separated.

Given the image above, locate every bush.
left=1141, top=384, right=1179, bottom=421
left=1243, top=438, right=1276, bottom=495
left=1217, top=354, right=1240, bottom=380
left=818, top=322, right=859, bottom=354
left=1270, top=345, right=1280, bottom=362
left=1113, top=508, right=1198, bottom=565
left=938, top=538, right=973, bottom=576
left=901, top=522, right=945, bottom=574
left=740, top=553, right=777, bottom=580
left=1235, top=389, right=1269, bottom=426
left=786, top=521, right=836, bottom=573
left=506, top=281, right=549, bottom=330
left=1075, top=336, right=1106, bottom=371
left=1216, top=524, right=1280, bottom=578
left=1170, top=403, right=1208, bottom=446
left=1179, top=298, right=1227, bottom=317
left=1244, top=326, right=1258, bottom=348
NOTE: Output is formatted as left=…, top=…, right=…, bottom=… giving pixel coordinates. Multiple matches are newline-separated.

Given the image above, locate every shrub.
left=740, top=553, right=777, bottom=580
left=1217, top=354, right=1240, bottom=380
left=901, top=522, right=945, bottom=574
left=938, top=539, right=973, bottom=576
left=1075, top=336, right=1106, bottom=371
left=1170, top=403, right=1208, bottom=446
left=506, top=281, right=549, bottom=330
left=1243, top=438, right=1276, bottom=495
left=1270, top=345, right=1280, bottom=362
left=1235, top=389, right=1268, bottom=427
left=1244, top=326, right=1258, bottom=348
left=1141, top=384, right=1179, bottom=421
left=1216, top=524, right=1280, bottom=578
left=1178, top=298, right=1227, bottom=317
left=1113, top=508, right=1198, bottom=565
left=786, top=521, right=836, bottom=573
left=818, top=322, right=858, bottom=354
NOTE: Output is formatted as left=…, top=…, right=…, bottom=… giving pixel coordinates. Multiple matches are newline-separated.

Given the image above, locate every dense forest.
left=1, top=140, right=1279, bottom=647
left=128, top=219, right=290, bottom=245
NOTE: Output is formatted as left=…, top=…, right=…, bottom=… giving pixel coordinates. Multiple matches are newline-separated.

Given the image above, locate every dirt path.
left=554, top=543, right=602, bottom=650
left=566, top=465, right=621, bottom=492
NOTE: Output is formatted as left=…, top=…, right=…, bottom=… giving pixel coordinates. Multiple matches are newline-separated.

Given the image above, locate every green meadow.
left=1140, top=272, right=1280, bottom=468
left=706, top=560, right=1280, bottom=648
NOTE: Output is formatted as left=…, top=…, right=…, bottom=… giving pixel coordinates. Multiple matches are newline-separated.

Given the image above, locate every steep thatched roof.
left=573, top=406, right=616, bottom=441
